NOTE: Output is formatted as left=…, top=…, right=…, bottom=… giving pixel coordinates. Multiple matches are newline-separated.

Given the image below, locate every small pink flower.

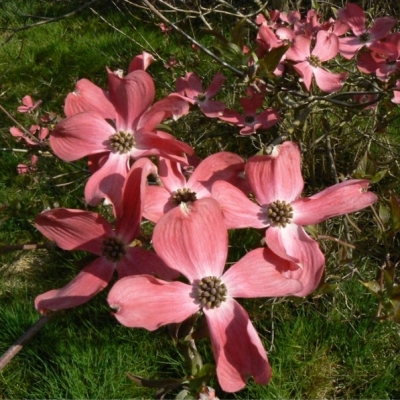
left=219, top=93, right=280, bottom=135
left=391, top=80, right=400, bottom=104
left=158, top=22, right=172, bottom=33
left=143, top=151, right=247, bottom=223
left=17, top=155, right=38, bottom=174
left=338, top=3, right=397, bottom=59
left=108, top=198, right=303, bottom=392
left=34, top=159, right=180, bottom=314
left=287, top=30, right=347, bottom=92
left=17, top=95, right=42, bottom=113
left=175, top=72, right=226, bottom=118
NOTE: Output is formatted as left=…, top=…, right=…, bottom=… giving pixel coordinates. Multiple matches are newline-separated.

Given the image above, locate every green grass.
left=1, top=0, right=400, bottom=399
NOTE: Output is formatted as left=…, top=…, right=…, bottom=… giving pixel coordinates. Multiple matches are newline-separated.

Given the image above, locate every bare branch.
left=1, top=0, right=102, bottom=46
left=139, top=0, right=245, bottom=77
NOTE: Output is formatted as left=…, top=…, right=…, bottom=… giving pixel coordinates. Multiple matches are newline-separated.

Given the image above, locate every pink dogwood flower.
left=17, top=95, right=42, bottom=113
left=337, top=3, right=396, bottom=59
left=357, top=34, right=400, bottom=80
left=175, top=72, right=226, bottom=118
left=219, top=93, right=280, bottom=135
left=108, top=198, right=304, bottom=392
left=35, top=158, right=179, bottom=314
left=287, top=30, right=347, bottom=92
left=51, top=68, right=192, bottom=213
left=391, top=80, right=400, bottom=104
left=143, top=151, right=247, bottom=223
left=212, top=141, right=377, bottom=291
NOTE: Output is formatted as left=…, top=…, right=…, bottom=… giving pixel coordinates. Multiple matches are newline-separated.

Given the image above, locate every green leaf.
left=389, top=299, right=400, bottom=323
left=257, top=44, right=290, bottom=76
left=390, top=194, right=400, bottom=231
left=232, top=18, right=246, bottom=49
left=370, top=169, right=387, bottom=183
left=378, top=204, right=390, bottom=224
left=361, top=280, right=381, bottom=298
left=353, top=151, right=376, bottom=179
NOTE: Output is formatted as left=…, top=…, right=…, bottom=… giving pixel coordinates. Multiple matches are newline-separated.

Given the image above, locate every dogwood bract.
left=108, top=198, right=304, bottom=392
left=35, top=158, right=179, bottom=313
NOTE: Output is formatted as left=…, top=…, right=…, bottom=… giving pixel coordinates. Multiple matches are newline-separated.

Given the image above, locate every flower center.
left=102, top=237, right=126, bottom=262
left=245, top=115, right=255, bottom=124
left=197, top=276, right=227, bottom=309
left=268, top=200, right=293, bottom=227
left=173, top=188, right=197, bottom=204
left=307, top=54, right=322, bottom=68
left=359, top=32, right=371, bottom=43
left=196, top=93, right=206, bottom=103
left=109, top=131, right=135, bottom=154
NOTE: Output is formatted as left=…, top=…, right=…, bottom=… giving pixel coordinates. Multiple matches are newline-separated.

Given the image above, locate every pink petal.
left=21, top=95, right=34, bottom=108
left=50, top=112, right=114, bottom=161
left=189, top=152, right=245, bottom=198
left=137, top=94, right=190, bottom=132
left=369, top=17, right=397, bottom=41
left=107, top=275, right=198, bottom=330
left=134, top=129, right=193, bottom=163
left=338, top=36, right=364, bottom=59
left=35, top=208, right=113, bottom=254
left=128, top=51, right=156, bottom=72
left=292, top=179, right=377, bottom=225
left=84, top=152, right=129, bottom=210
left=313, top=67, right=347, bottom=93
left=240, top=93, right=264, bottom=115
left=108, top=69, right=155, bottom=131
left=115, top=157, right=157, bottom=237
left=279, top=260, right=324, bottom=297
left=35, top=257, right=114, bottom=313
left=118, top=247, right=180, bottom=280
left=158, top=157, right=187, bottom=193
left=143, top=185, right=175, bottom=223
left=223, top=247, right=303, bottom=297
left=64, top=79, right=115, bottom=118
left=152, top=198, right=228, bottom=282
left=204, top=298, right=271, bottom=392
left=211, top=181, right=266, bottom=229
left=338, top=3, right=365, bottom=36
left=205, top=72, right=226, bottom=98
left=292, top=60, right=314, bottom=91
left=312, top=30, right=338, bottom=62
left=255, top=108, right=280, bottom=129
left=265, top=224, right=325, bottom=270
left=285, top=34, right=310, bottom=61
left=199, top=99, right=226, bottom=118
left=246, top=141, right=304, bottom=204
left=184, top=72, right=203, bottom=97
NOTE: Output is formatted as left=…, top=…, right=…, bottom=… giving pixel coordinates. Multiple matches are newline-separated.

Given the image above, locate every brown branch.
left=317, top=235, right=356, bottom=249
left=140, top=0, right=245, bottom=77
left=1, top=0, right=102, bottom=46
left=0, top=312, right=59, bottom=371
left=0, top=242, right=56, bottom=255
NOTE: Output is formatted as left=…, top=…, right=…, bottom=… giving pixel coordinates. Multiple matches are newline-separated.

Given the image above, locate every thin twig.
left=1, top=0, right=102, bottom=46
left=318, top=235, right=356, bottom=249
left=0, top=312, right=58, bottom=371
left=0, top=242, right=56, bottom=255
left=140, top=0, right=245, bottom=77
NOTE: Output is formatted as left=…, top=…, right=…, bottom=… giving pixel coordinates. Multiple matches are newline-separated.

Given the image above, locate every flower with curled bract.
left=212, top=141, right=378, bottom=295
left=108, top=197, right=305, bottom=393
left=34, top=158, right=180, bottom=314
